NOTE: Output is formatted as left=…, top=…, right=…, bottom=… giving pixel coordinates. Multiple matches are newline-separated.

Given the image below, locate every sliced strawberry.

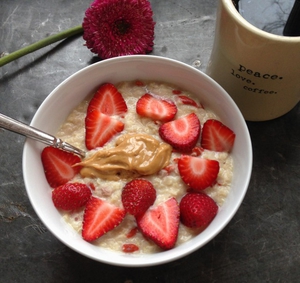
left=201, top=119, right=236, bottom=152
left=87, top=83, right=127, bottom=116
left=136, top=93, right=177, bottom=122
left=178, top=155, right=220, bottom=191
left=180, top=192, right=218, bottom=228
left=85, top=109, right=124, bottom=150
left=52, top=183, right=92, bottom=210
left=176, top=95, right=200, bottom=108
left=41, top=146, right=81, bottom=188
left=82, top=197, right=126, bottom=242
left=159, top=113, right=200, bottom=152
left=122, top=179, right=156, bottom=217
left=136, top=197, right=180, bottom=250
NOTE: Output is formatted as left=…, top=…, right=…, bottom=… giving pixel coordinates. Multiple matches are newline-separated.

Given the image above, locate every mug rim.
left=223, top=0, right=300, bottom=42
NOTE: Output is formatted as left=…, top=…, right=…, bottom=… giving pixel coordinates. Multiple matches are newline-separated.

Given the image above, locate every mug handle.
left=231, top=0, right=239, bottom=10
left=283, top=0, right=300, bottom=36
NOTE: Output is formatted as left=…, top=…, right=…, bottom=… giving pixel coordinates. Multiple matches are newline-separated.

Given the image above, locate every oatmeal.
left=54, top=80, right=234, bottom=254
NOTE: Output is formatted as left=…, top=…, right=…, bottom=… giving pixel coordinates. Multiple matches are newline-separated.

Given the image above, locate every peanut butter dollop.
left=77, top=134, right=172, bottom=181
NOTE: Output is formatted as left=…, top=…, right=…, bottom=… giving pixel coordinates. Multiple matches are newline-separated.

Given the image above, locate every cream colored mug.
left=206, top=0, right=300, bottom=121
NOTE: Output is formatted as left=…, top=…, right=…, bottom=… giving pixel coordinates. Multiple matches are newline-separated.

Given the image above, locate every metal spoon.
left=0, top=113, right=85, bottom=158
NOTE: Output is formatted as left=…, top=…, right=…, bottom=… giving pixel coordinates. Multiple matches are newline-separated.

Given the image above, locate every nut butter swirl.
left=76, top=134, right=172, bottom=181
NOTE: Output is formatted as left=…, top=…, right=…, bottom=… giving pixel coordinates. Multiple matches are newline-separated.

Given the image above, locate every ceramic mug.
left=206, top=0, right=300, bottom=121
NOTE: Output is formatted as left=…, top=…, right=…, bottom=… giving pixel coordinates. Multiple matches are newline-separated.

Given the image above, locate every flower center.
left=114, top=19, right=131, bottom=35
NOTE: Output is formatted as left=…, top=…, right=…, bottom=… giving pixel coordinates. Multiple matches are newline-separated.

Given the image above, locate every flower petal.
left=83, top=0, right=155, bottom=59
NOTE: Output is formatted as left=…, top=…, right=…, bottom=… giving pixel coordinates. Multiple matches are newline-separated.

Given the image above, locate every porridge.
left=42, top=80, right=235, bottom=254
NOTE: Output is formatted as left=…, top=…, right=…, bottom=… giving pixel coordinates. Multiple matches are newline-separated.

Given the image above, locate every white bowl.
left=23, top=55, right=252, bottom=267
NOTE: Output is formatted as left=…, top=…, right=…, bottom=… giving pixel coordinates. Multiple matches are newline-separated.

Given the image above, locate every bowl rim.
left=22, top=55, right=253, bottom=267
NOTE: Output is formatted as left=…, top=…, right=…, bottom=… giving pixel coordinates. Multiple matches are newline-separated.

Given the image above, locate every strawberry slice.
left=82, top=197, right=126, bottom=242
left=85, top=109, right=124, bottom=150
left=159, top=113, right=200, bottom=152
left=178, top=155, right=220, bottom=191
left=136, top=93, right=177, bottom=122
left=87, top=83, right=127, bottom=116
left=41, top=146, right=81, bottom=188
left=136, top=197, right=180, bottom=250
left=201, top=119, right=236, bottom=152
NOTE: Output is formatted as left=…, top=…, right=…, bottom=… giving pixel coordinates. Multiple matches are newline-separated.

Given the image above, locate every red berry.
left=136, top=93, right=177, bottom=122
left=121, top=179, right=156, bottom=216
left=180, top=193, right=218, bottom=228
left=87, top=83, right=127, bottom=116
left=82, top=197, right=125, bottom=242
left=41, top=146, right=81, bottom=188
left=52, top=183, right=92, bottom=210
left=136, top=197, right=180, bottom=250
left=201, top=119, right=236, bottom=152
left=178, top=155, right=220, bottom=191
left=85, top=83, right=127, bottom=150
left=85, top=110, right=124, bottom=150
left=159, top=113, right=201, bottom=152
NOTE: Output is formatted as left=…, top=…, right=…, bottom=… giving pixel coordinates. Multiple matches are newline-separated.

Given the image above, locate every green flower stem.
left=0, top=25, right=83, bottom=67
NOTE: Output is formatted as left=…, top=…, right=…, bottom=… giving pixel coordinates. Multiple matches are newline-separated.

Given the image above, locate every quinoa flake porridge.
left=44, top=80, right=234, bottom=254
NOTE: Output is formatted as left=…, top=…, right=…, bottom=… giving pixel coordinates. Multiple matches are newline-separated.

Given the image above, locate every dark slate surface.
left=0, top=0, right=299, bottom=282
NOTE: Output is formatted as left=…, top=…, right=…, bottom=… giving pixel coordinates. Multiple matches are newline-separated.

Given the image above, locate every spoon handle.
left=0, top=113, right=85, bottom=158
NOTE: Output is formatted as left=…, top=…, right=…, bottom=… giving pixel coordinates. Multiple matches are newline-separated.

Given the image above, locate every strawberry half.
left=41, top=146, right=81, bottom=188
left=136, top=197, right=180, bottom=250
left=136, top=93, right=177, bottom=122
left=87, top=83, right=127, bottom=116
left=52, top=182, right=92, bottom=210
left=82, top=197, right=126, bottom=242
left=122, top=179, right=156, bottom=217
left=180, top=192, right=218, bottom=228
left=159, top=113, right=200, bottom=152
left=178, top=155, right=220, bottom=191
left=85, top=109, right=124, bottom=150
left=201, top=119, right=236, bottom=152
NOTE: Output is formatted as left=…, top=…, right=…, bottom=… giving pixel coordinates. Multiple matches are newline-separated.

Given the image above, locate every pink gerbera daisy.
left=82, top=0, right=155, bottom=59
